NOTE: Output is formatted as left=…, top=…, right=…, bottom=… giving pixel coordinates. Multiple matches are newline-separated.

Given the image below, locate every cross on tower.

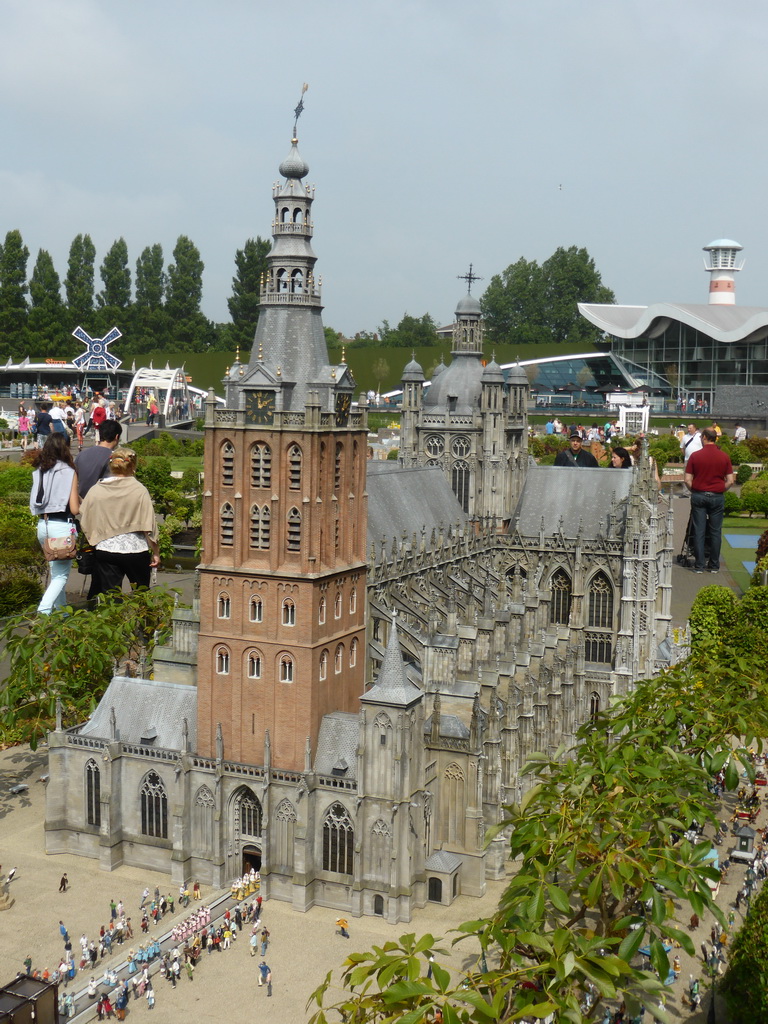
left=71, top=325, right=122, bottom=371
left=292, top=82, right=309, bottom=136
left=457, top=264, right=482, bottom=293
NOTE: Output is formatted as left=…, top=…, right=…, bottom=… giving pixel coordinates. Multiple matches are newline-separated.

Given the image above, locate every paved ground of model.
left=1, top=741, right=755, bottom=1024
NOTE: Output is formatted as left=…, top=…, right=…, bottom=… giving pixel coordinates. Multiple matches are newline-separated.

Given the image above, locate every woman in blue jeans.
left=27, top=433, right=80, bottom=613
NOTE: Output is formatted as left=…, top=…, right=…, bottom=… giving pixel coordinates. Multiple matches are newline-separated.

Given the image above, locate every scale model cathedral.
left=45, top=121, right=673, bottom=922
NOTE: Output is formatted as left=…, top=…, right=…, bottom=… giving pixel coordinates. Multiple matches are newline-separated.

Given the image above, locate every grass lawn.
left=720, top=515, right=767, bottom=593
left=170, top=455, right=204, bottom=473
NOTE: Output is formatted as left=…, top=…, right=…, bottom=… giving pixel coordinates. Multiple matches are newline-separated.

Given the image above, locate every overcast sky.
left=2, top=0, right=767, bottom=339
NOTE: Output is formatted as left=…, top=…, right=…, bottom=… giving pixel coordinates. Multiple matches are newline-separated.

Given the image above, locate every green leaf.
left=618, top=926, right=646, bottom=964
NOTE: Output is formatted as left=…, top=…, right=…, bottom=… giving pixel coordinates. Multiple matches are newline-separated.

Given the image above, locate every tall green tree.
left=227, top=236, right=270, bottom=350
left=481, top=256, right=547, bottom=345
left=65, top=233, right=96, bottom=328
left=130, top=242, right=170, bottom=353
left=166, top=235, right=204, bottom=321
left=481, top=246, right=614, bottom=345
left=377, top=313, right=440, bottom=348
left=540, top=245, right=615, bottom=344
left=0, top=229, right=30, bottom=357
left=166, top=235, right=213, bottom=351
left=135, top=244, right=165, bottom=310
left=28, top=249, right=69, bottom=357
left=97, top=237, right=131, bottom=309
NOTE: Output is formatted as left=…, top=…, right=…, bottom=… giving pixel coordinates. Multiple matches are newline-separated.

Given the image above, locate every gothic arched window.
left=275, top=798, right=297, bottom=870
left=451, top=460, right=470, bottom=512
left=425, top=435, right=444, bottom=458
left=85, top=759, right=100, bottom=827
left=349, top=587, right=357, bottom=614
left=350, top=637, right=358, bottom=668
left=220, top=503, right=234, bottom=547
left=249, top=596, right=263, bottom=623
left=588, top=572, right=614, bottom=628
left=322, top=802, right=354, bottom=875
left=140, top=771, right=168, bottom=839
left=235, top=788, right=262, bottom=838
left=550, top=569, right=572, bottom=625
left=282, top=598, right=296, bottom=626
left=221, top=442, right=235, bottom=487
left=217, top=593, right=231, bottom=619
left=451, top=435, right=471, bottom=458
left=250, top=504, right=270, bottom=549
left=288, top=444, right=302, bottom=489
left=335, top=442, right=343, bottom=492
left=287, top=507, right=301, bottom=551
left=216, top=646, right=230, bottom=675
left=319, top=649, right=328, bottom=681
left=247, top=650, right=262, bottom=679
left=440, top=762, right=465, bottom=844
left=334, top=591, right=342, bottom=619
left=319, top=595, right=326, bottom=625
left=335, top=643, right=344, bottom=674
left=280, top=654, right=294, bottom=683
left=193, top=785, right=215, bottom=854
left=251, top=442, right=271, bottom=489
left=589, top=691, right=601, bottom=723
left=585, top=634, right=613, bottom=664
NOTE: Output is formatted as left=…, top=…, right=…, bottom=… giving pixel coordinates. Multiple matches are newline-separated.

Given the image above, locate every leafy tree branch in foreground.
left=308, top=643, right=767, bottom=1023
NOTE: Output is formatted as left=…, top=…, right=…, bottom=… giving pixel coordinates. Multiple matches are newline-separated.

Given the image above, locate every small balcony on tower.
left=272, top=218, right=314, bottom=238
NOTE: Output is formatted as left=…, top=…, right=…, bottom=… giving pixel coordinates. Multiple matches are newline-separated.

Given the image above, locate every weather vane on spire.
left=457, top=263, right=482, bottom=293
left=293, top=83, right=309, bottom=136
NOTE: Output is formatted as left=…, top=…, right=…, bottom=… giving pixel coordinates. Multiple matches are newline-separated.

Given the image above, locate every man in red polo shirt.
left=684, top=427, right=735, bottom=574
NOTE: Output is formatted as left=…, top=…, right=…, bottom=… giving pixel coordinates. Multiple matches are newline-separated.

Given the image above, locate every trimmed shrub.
left=724, top=491, right=743, bottom=516
left=736, top=463, right=754, bottom=485
left=689, top=585, right=738, bottom=649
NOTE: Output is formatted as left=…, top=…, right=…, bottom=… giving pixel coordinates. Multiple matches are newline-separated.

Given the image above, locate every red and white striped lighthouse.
left=703, top=239, right=743, bottom=305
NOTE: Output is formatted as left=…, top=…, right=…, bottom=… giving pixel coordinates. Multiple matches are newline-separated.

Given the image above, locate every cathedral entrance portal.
left=242, top=845, right=262, bottom=874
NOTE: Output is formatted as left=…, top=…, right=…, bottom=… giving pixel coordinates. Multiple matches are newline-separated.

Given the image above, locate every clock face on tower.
left=335, top=392, right=352, bottom=426
left=245, top=390, right=276, bottom=425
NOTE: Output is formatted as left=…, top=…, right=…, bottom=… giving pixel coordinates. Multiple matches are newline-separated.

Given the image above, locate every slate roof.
left=425, top=850, right=463, bottom=873
left=366, top=463, right=467, bottom=547
left=423, top=714, right=470, bottom=739
left=361, top=619, right=422, bottom=707
left=314, top=711, right=359, bottom=777
left=423, top=353, right=484, bottom=413
left=78, top=677, right=197, bottom=751
left=513, top=463, right=632, bottom=540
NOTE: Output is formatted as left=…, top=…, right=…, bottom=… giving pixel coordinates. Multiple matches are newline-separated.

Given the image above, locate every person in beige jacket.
left=79, top=448, right=160, bottom=597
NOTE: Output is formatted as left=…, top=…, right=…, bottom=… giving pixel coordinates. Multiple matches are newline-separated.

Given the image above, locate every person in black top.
left=554, top=431, right=599, bottom=468
left=75, top=420, right=122, bottom=498
left=34, top=402, right=54, bottom=447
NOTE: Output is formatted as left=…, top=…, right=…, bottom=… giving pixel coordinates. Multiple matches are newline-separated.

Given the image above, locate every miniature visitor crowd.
left=16, top=875, right=275, bottom=1018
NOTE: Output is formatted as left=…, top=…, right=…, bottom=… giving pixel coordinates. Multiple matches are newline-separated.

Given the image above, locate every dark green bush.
left=737, top=463, right=753, bottom=485
left=0, top=463, right=33, bottom=496
left=724, top=491, right=743, bottom=516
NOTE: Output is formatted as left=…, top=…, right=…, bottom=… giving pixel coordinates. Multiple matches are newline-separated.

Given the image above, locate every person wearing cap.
left=79, top=448, right=160, bottom=597
left=554, top=431, right=599, bottom=468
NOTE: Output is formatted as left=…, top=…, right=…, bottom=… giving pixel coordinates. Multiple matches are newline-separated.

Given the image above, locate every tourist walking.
left=26, top=434, right=79, bottom=614
left=79, top=447, right=160, bottom=597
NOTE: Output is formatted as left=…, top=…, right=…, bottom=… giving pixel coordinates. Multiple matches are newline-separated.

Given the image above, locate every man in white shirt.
left=680, top=424, right=702, bottom=465
left=734, top=423, right=747, bottom=443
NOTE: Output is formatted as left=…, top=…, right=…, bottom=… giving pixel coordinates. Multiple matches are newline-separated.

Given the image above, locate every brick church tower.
left=197, top=120, right=367, bottom=772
